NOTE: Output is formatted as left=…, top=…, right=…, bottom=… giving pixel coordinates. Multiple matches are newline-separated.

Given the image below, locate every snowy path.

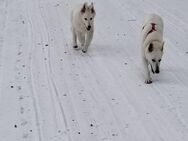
left=0, top=0, right=188, bottom=141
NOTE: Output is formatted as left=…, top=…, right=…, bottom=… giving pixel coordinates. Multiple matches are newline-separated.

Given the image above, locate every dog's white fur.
left=71, top=2, right=96, bottom=53
left=141, top=14, right=164, bottom=84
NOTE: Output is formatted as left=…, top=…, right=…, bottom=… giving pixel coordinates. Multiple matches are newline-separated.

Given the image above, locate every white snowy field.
left=0, top=0, right=188, bottom=141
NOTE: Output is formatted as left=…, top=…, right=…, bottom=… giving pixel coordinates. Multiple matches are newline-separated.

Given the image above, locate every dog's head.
left=80, top=2, right=96, bottom=31
left=145, top=41, right=164, bottom=74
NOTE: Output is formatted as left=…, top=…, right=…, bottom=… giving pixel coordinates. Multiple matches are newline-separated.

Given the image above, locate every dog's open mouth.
left=86, top=27, right=91, bottom=31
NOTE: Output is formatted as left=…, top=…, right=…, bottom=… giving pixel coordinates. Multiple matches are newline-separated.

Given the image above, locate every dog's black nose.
left=155, top=66, right=160, bottom=73
left=155, top=69, right=160, bottom=74
left=87, top=25, right=91, bottom=30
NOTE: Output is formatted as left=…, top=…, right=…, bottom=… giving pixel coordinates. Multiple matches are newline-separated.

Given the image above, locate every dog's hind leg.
left=72, top=29, right=78, bottom=49
left=143, top=58, right=152, bottom=84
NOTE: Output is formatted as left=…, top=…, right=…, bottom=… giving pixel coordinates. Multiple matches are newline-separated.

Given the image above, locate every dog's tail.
left=142, top=24, right=153, bottom=43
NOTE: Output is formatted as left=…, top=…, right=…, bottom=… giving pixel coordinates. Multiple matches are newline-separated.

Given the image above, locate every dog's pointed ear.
left=81, top=2, right=87, bottom=13
left=148, top=43, right=153, bottom=52
left=161, top=41, right=164, bottom=52
left=91, top=2, right=95, bottom=14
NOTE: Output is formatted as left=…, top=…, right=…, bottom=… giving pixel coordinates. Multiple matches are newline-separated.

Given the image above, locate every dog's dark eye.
left=90, top=18, right=92, bottom=20
left=152, top=59, right=156, bottom=62
left=84, top=18, right=87, bottom=20
left=159, top=59, right=161, bottom=62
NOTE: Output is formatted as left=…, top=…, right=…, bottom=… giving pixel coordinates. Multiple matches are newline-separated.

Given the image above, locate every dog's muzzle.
left=150, top=64, right=160, bottom=74
left=155, top=66, right=160, bottom=74
left=87, top=25, right=91, bottom=31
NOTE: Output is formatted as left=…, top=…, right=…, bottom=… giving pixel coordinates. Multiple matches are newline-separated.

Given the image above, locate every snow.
left=0, top=0, right=188, bottom=141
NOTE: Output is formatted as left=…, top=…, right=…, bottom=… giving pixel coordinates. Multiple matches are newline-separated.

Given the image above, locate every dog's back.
left=142, top=14, right=164, bottom=46
left=143, top=14, right=163, bottom=28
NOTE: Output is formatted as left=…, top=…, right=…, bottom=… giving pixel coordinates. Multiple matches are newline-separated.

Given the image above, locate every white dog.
left=141, top=14, right=164, bottom=84
left=71, top=2, right=96, bottom=53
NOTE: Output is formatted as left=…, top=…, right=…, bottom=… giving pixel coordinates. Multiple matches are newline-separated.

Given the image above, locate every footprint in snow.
left=20, top=107, right=24, bottom=114
left=19, top=96, right=24, bottom=100
left=17, top=86, right=22, bottom=91
left=54, top=4, right=60, bottom=7
left=17, top=52, right=22, bottom=55
left=112, top=133, right=118, bottom=136
left=22, top=133, right=29, bottom=139
left=21, top=120, right=28, bottom=126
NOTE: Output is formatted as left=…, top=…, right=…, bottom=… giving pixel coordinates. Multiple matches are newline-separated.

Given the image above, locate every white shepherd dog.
left=71, top=2, right=96, bottom=53
left=141, top=14, right=165, bottom=84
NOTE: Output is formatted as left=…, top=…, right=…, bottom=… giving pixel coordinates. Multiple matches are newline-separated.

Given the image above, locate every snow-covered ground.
left=0, top=0, right=188, bottom=141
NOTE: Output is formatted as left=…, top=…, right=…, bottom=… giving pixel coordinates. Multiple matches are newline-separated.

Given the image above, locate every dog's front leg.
left=72, top=29, right=78, bottom=48
left=77, top=32, right=85, bottom=47
left=82, top=31, right=93, bottom=53
left=143, top=58, right=152, bottom=84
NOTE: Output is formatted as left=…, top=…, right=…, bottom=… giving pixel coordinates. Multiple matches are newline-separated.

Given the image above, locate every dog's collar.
left=148, top=23, right=157, bottom=35
left=143, top=23, right=157, bottom=35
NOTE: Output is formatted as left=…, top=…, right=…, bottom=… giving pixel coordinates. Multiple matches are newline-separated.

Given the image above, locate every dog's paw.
left=73, top=45, right=78, bottom=49
left=82, top=49, right=87, bottom=53
left=145, top=79, right=152, bottom=84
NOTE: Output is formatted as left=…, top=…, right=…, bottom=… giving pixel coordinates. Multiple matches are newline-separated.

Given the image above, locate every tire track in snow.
left=0, top=0, right=8, bottom=95
left=27, top=0, right=62, bottom=140
left=27, top=13, right=43, bottom=141
left=37, top=1, right=72, bottom=140
left=37, top=1, right=92, bottom=140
